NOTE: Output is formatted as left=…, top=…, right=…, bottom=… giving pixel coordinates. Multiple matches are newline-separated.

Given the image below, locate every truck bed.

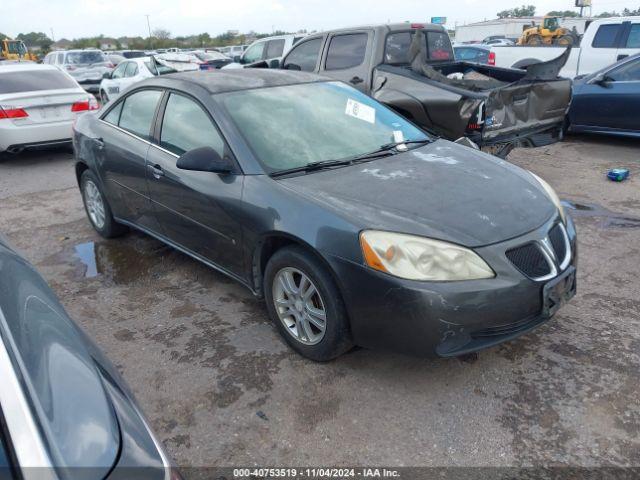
left=372, top=58, right=571, bottom=156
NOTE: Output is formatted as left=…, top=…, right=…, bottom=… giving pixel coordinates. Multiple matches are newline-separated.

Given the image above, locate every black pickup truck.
left=278, top=23, right=571, bottom=157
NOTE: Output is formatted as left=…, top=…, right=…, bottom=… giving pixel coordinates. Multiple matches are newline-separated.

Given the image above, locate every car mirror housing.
left=589, top=72, right=612, bottom=87
left=176, top=147, right=233, bottom=174
left=102, top=72, right=111, bottom=79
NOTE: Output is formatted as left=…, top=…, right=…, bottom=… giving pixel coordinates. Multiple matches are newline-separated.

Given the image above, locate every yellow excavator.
left=1, top=38, right=38, bottom=61
left=517, top=17, right=579, bottom=46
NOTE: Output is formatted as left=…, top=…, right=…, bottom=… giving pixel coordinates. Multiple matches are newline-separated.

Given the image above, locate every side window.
left=592, top=24, right=622, bottom=48
left=102, top=101, right=123, bottom=125
left=266, top=39, right=286, bottom=58
left=124, top=62, right=138, bottom=77
left=111, top=62, right=127, bottom=79
left=118, top=90, right=162, bottom=140
left=625, top=24, right=640, bottom=48
left=242, top=42, right=265, bottom=63
left=385, top=32, right=412, bottom=64
left=325, top=33, right=368, bottom=70
left=608, top=58, right=640, bottom=82
left=283, top=38, right=322, bottom=71
left=160, top=93, right=225, bottom=157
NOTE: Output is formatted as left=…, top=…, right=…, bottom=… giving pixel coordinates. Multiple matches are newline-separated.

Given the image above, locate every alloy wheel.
left=83, top=180, right=106, bottom=229
left=272, top=267, right=327, bottom=345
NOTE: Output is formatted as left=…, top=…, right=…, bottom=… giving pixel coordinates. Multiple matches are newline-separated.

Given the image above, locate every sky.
left=2, top=0, right=639, bottom=40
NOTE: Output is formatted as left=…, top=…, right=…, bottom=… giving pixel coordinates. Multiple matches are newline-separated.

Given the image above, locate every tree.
left=547, top=10, right=579, bottom=17
left=152, top=28, right=171, bottom=40
left=497, top=5, right=536, bottom=18
left=16, top=32, right=53, bottom=50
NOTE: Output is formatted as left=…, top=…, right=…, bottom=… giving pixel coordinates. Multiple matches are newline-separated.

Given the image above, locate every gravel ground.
left=0, top=135, right=638, bottom=473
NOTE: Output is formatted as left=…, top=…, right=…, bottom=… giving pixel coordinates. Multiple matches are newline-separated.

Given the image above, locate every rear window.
left=122, top=51, right=146, bottom=58
left=592, top=24, right=622, bottom=48
left=384, top=30, right=453, bottom=64
left=0, top=70, right=78, bottom=94
left=65, top=51, right=106, bottom=65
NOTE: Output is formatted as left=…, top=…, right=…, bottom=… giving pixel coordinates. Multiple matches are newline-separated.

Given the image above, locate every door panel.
left=321, top=31, right=372, bottom=92
left=146, top=93, right=244, bottom=276
left=97, top=89, right=163, bottom=232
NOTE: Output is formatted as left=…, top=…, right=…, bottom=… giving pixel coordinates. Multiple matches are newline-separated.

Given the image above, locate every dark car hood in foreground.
left=278, top=140, right=556, bottom=247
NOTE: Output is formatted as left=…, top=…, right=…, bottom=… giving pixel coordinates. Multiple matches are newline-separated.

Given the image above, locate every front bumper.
left=326, top=214, right=577, bottom=358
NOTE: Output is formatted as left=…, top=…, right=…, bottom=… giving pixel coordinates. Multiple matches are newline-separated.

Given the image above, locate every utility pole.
left=50, top=28, right=55, bottom=42
left=145, top=14, right=152, bottom=48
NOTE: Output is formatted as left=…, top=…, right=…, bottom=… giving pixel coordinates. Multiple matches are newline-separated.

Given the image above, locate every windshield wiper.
left=378, top=138, right=432, bottom=151
left=269, top=158, right=356, bottom=177
left=269, top=139, right=431, bottom=178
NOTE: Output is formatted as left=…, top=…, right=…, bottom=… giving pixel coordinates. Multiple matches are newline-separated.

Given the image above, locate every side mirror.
left=176, top=147, right=233, bottom=174
left=588, top=72, right=613, bottom=87
left=102, top=71, right=111, bottom=79
left=233, top=55, right=242, bottom=63
left=269, top=58, right=280, bottom=69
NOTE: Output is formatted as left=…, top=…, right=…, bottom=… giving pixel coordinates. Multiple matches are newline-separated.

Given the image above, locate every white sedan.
left=98, top=57, right=176, bottom=103
left=0, top=63, right=98, bottom=154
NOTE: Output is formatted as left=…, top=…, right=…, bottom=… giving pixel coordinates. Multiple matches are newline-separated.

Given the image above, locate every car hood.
left=278, top=140, right=556, bottom=247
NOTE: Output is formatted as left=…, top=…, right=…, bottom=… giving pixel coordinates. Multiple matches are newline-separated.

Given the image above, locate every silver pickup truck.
left=278, top=23, right=572, bottom=157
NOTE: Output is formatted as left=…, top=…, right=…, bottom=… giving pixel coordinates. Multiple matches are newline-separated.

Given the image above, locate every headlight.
left=360, top=231, right=495, bottom=281
left=530, top=172, right=566, bottom=224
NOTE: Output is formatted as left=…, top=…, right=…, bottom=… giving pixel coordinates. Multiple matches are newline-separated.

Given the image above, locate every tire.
left=554, top=35, right=574, bottom=46
left=264, top=246, right=353, bottom=361
left=526, top=35, right=543, bottom=46
left=80, top=170, right=127, bottom=238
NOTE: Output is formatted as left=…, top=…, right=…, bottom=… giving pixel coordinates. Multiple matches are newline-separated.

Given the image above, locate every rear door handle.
left=148, top=164, right=164, bottom=179
left=617, top=54, right=628, bottom=61
left=349, top=76, right=364, bottom=85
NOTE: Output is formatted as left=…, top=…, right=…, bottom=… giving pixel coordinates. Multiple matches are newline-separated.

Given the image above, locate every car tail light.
left=488, top=51, right=496, bottom=65
left=0, top=107, right=28, bottom=119
left=71, top=97, right=99, bottom=112
left=411, top=23, right=425, bottom=29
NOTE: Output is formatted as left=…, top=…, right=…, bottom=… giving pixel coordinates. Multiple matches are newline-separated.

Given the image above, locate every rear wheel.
left=554, top=35, right=575, bottom=46
left=264, top=246, right=353, bottom=361
left=80, top=170, right=127, bottom=238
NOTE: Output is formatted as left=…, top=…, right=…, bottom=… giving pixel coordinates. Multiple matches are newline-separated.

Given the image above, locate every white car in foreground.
left=98, top=57, right=179, bottom=103
left=0, top=64, right=98, bottom=154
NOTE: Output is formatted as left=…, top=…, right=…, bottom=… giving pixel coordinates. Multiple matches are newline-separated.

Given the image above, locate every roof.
left=159, top=68, right=330, bottom=94
left=0, top=63, right=59, bottom=73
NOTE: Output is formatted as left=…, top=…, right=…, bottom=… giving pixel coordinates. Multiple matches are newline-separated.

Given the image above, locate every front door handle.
left=617, top=54, right=628, bottom=61
left=349, top=76, right=364, bottom=85
left=148, top=164, right=164, bottom=179
left=93, top=138, right=104, bottom=150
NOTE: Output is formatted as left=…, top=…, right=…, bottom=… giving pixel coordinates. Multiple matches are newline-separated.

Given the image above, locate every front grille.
left=549, top=224, right=567, bottom=264
left=472, top=316, right=542, bottom=338
left=505, top=243, right=551, bottom=278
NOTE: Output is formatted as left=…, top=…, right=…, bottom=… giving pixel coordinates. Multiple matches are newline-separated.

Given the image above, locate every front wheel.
left=80, top=170, right=127, bottom=238
left=264, top=246, right=353, bottom=361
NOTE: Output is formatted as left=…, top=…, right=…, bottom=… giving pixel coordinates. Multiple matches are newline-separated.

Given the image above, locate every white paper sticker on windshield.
left=345, top=98, right=375, bottom=124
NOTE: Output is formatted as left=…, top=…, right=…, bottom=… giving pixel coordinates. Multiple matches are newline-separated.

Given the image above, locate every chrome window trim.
left=0, top=308, right=55, bottom=477
left=98, top=118, right=154, bottom=146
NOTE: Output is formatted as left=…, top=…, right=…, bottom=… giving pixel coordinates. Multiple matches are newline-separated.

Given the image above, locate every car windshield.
left=122, top=50, right=146, bottom=58
left=219, top=81, right=429, bottom=173
left=66, top=51, right=105, bottom=65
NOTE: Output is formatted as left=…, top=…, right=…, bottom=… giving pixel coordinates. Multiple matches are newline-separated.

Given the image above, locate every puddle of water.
left=562, top=200, right=640, bottom=229
left=74, top=240, right=171, bottom=284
